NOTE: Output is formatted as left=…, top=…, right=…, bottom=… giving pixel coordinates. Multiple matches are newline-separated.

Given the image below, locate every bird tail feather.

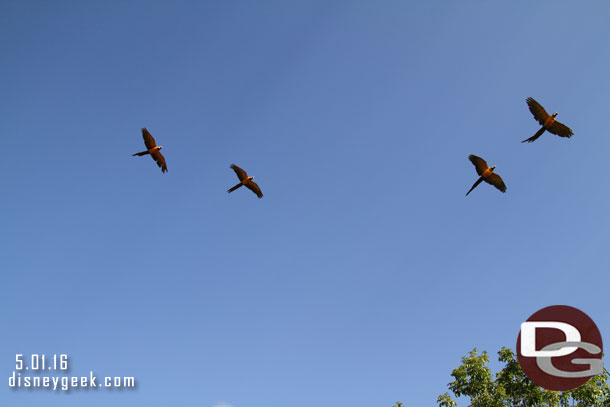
left=522, top=126, right=546, bottom=143
left=466, top=177, right=484, bottom=196
left=227, top=183, right=242, bottom=193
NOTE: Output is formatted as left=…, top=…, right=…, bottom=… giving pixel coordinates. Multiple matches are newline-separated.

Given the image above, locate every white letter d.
left=520, top=321, right=581, bottom=357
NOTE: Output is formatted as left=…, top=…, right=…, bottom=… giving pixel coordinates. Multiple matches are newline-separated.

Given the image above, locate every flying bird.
left=523, top=97, right=573, bottom=143
left=227, top=164, right=263, bottom=198
left=466, top=155, right=507, bottom=196
left=132, top=128, right=167, bottom=173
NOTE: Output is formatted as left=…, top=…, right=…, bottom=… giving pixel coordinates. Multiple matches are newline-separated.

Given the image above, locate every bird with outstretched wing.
left=132, top=128, right=167, bottom=173
left=523, top=97, right=573, bottom=143
left=466, top=155, right=506, bottom=196
left=227, top=164, right=263, bottom=198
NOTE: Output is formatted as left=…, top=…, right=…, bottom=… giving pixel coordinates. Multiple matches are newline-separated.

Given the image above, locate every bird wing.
left=142, top=128, right=157, bottom=149
left=245, top=180, right=263, bottom=198
left=547, top=120, right=574, bottom=138
left=526, top=97, right=550, bottom=126
left=484, top=173, right=506, bottom=193
left=151, top=150, right=168, bottom=173
left=230, top=164, right=248, bottom=181
left=469, top=155, right=488, bottom=176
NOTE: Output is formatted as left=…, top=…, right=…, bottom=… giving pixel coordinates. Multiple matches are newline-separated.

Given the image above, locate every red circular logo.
left=516, top=305, right=604, bottom=391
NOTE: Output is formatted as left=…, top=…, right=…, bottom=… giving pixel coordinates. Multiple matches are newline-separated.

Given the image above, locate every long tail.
left=522, top=126, right=546, bottom=143
left=132, top=151, right=150, bottom=156
left=466, top=177, right=484, bottom=196
left=227, top=183, right=243, bottom=193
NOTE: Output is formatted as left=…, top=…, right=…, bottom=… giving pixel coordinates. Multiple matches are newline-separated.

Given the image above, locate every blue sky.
left=1, top=1, right=609, bottom=406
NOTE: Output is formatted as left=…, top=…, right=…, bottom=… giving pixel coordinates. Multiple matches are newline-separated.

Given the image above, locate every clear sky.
left=1, top=1, right=609, bottom=406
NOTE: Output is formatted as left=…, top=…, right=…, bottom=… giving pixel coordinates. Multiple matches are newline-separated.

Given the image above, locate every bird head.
left=248, top=176, right=254, bottom=180
left=553, top=112, right=558, bottom=117
left=157, top=146, right=163, bottom=150
left=491, top=165, right=496, bottom=171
